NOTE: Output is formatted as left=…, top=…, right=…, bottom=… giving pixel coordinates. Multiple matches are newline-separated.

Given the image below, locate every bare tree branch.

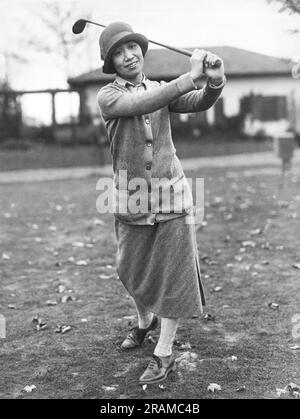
left=268, top=0, right=300, bottom=14
left=20, top=0, right=93, bottom=79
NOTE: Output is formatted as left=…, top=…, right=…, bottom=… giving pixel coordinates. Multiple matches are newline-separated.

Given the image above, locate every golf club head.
left=72, top=19, right=87, bottom=34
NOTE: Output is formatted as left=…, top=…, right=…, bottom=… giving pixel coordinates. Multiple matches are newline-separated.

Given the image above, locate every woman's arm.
left=98, top=49, right=212, bottom=119
left=97, top=72, right=197, bottom=119
left=169, top=50, right=226, bottom=113
left=168, top=78, right=225, bottom=113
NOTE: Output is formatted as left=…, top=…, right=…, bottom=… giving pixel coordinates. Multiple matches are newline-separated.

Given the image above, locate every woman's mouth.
left=126, top=61, right=138, bottom=70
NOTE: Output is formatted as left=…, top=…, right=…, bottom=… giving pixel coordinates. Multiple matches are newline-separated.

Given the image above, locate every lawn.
left=0, top=164, right=299, bottom=399
left=0, top=137, right=272, bottom=171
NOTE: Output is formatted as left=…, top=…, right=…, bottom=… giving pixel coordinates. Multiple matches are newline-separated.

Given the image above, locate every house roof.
left=68, top=46, right=294, bottom=86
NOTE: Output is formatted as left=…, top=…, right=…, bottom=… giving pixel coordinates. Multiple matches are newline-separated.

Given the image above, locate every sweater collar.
left=115, top=73, right=147, bottom=88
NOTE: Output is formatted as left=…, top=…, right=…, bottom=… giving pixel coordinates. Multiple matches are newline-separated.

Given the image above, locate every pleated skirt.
left=114, top=215, right=206, bottom=318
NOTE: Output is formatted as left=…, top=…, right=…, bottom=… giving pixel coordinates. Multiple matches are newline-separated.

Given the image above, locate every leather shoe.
left=139, top=354, right=176, bottom=384
left=121, top=315, right=158, bottom=350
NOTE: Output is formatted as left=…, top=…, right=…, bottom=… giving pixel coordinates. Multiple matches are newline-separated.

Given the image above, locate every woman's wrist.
left=208, top=76, right=225, bottom=87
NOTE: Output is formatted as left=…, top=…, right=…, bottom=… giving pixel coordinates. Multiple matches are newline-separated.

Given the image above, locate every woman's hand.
left=190, top=49, right=225, bottom=85
left=204, top=51, right=225, bottom=85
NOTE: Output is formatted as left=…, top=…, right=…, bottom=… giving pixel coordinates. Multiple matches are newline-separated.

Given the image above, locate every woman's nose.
left=124, top=49, right=134, bottom=60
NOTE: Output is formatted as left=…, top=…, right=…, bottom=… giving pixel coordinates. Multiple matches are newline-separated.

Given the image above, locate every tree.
left=19, top=0, right=94, bottom=80
left=268, top=0, right=300, bottom=33
left=269, top=0, right=300, bottom=14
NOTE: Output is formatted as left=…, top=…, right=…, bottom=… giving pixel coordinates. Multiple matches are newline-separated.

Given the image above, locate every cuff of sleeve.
left=175, top=73, right=197, bottom=94
left=208, top=76, right=227, bottom=89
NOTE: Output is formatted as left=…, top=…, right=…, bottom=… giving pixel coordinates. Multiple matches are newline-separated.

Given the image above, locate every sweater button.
left=146, top=163, right=152, bottom=170
left=145, top=118, right=150, bottom=124
left=146, top=141, right=152, bottom=147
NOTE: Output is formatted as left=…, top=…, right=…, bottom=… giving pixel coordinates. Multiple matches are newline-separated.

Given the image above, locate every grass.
left=0, top=164, right=299, bottom=399
left=0, top=137, right=272, bottom=171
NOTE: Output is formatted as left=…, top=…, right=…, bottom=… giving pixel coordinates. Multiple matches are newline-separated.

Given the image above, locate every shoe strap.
left=149, top=355, right=162, bottom=370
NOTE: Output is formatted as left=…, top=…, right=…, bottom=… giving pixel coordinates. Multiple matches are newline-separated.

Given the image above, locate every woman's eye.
left=129, top=44, right=136, bottom=49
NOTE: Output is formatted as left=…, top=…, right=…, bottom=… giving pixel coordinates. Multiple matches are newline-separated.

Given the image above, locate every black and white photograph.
left=0, top=0, right=299, bottom=402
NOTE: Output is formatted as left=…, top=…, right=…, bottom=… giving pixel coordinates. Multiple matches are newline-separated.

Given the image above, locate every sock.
left=154, top=318, right=179, bottom=358
left=134, top=299, right=154, bottom=329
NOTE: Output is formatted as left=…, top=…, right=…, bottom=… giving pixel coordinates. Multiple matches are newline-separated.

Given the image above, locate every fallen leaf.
left=58, top=285, right=66, bottom=294
left=276, top=387, right=288, bottom=397
left=147, top=336, right=157, bottom=344
left=242, top=241, right=256, bottom=248
left=268, top=303, right=280, bottom=310
left=159, top=385, right=166, bottom=390
left=2, top=253, right=10, bottom=260
left=72, top=242, right=85, bottom=248
left=99, top=273, right=115, bottom=280
left=46, top=300, right=58, bottom=306
left=236, top=386, right=246, bottom=393
left=61, top=295, right=76, bottom=304
left=292, top=263, right=300, bottom=270
left=229, top=356, right=238, bottom=361
left=204, top=314, right=215, bottom=322
left=48, top=225, right=57, bottom=232
left=179, top=342, right=192, bottom=350
left=286, top=383, right=300, bottom=393
left=75, top=260, right=88, bottom=266
left=250, top=228, right=263, bottom=236
left=213, top=286, right=223, bottom=293
left=55, top=325, right=72, bottom=334
left=290, top=345, right=300, bottom=350
left=32, top=315, right=47, bottom=331
left=142, top=384, right=147, bottom=391
left=207, top=383, right=222, bottom=393
left=93, top=218, right=105, bottom=226
left=23, top=385, right=36, bottom=393
left=102, top=385, right=118, bottom=392
left=8, top=304, right=16, bottom=309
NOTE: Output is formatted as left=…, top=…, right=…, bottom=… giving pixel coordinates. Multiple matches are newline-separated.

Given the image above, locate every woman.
left=97, top=21, right=226, bottom=384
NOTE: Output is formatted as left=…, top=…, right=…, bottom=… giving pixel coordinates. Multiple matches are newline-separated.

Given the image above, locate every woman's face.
left=112, top=41, right=144, bottom=83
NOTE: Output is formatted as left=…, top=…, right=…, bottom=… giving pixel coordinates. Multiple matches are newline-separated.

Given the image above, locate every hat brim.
left=102, top=33, right=148, bottom=74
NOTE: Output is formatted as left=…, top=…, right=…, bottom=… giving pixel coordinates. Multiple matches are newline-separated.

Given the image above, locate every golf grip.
left=148, top=40, right=222, bottom=69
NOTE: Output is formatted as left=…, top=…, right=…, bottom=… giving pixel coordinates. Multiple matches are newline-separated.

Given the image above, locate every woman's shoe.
left=139, top=354, right=176, bottom=384
left=121, top=315, right=158, bottom=350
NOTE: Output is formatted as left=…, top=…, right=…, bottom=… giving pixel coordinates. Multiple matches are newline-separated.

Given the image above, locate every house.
left=68, top=46, right=300, bottom=135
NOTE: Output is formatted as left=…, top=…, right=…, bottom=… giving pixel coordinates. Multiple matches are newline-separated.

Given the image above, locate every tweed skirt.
left=114, top=215, right=206, bottom=318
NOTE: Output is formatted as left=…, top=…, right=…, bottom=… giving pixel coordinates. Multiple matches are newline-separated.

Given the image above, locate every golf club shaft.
left=77, top=19, right=222, bottom=67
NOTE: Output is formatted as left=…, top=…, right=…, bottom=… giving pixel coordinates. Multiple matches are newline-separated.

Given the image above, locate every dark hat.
left=99, top=22, right=148, bottom=74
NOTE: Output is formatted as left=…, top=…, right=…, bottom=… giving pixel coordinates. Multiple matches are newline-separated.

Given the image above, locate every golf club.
left=72, top=18, right=222, bottom=69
